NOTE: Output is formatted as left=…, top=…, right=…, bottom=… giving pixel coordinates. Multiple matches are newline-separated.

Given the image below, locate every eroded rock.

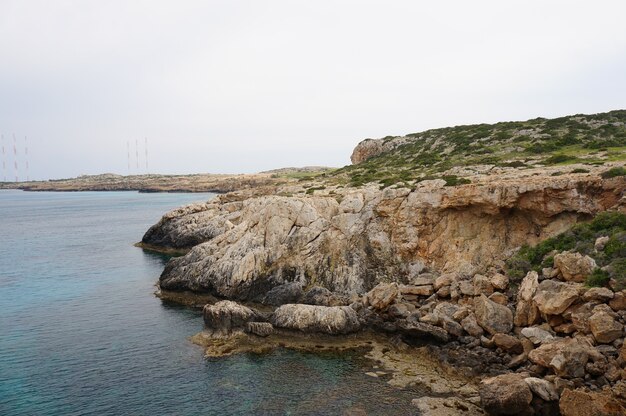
left=270, top=304, right=360, bottom=334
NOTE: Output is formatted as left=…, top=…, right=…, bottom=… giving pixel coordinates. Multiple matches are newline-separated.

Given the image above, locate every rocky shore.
left=139, top=160, right=626, bottom=414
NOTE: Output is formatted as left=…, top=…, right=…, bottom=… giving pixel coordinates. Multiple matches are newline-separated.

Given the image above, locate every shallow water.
left=0, top=190, right=418, bottom=415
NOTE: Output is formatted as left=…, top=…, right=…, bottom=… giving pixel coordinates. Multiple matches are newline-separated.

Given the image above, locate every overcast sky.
left=1, top=1, right=626, bottom=180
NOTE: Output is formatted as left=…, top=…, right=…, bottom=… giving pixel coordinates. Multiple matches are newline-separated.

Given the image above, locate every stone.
left=528, top=338, right=592, bottom=378
left=533, top=279, right=582, bottom=315
left=397, top=321, right=449, bottom=342
left=270, top=304, right=360, bottom=334
left=245, top=322, right=274, bottom=337
left=568, top=302, right=595, bottom=334
left=433, top=273, right=455, bottom=290
left=515, top=271, right=541, bottom=327
left=442, top=318, right=464, bottom=338
left=589, top=311, right=624, bottom=344
left=491, top=273, right=509, bottom=291
left=436, top=286, right=451, bottom=298
left=473, top=274, right=494, bottom=296
left=609, top=292, right=626, bottom=311
left=554, top=252, right=597, bottom=282
left=524, top=377, right=558, bottom=401
left=489, top=292, right=508, bottom=305
left=479, top=373, right=532, bottom=415
left=366, top=283, right=399, bottom=310
left=521, top=327, right=556, bottom=345
left=474, top=295, right=513, bottom=336
left=410, top=275, right=435, bottom=286
left=583, top=287, right=614, bottom=303
left=595, top=236, right=610, bottom=251
left=494, top=333, right=523, bottom=354
left=263, top=282, right=303, bottom=305
left=559, top=388, right=626, bottom=416
left=400, top=284, right=434, bottom=297
left=203, top=300, right=261, bottom=334
left=461, top=314, right=484, bottom=337
left=387, top=302, right=416, bottom=318
left=519, top=271, right=539, bottom=302
left=433, top=302, right=460, bottom=319
left=459, top=280, right=475, bottom=296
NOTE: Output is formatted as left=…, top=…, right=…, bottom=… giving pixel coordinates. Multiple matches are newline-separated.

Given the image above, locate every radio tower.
left=1, top=134, right=6, bottom=182
left=12, top=134, right=18, bottom=182
left=127, top=140, right=131, bottom=175
left=135, top=138, right=139, bottom=170
left=144, top=137, right=148, bottom=173
left=24, top=136, right=29, bottom=182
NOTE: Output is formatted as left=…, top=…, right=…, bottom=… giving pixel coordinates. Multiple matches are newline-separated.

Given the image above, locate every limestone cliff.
left=144, top=167, right=625, bottom=301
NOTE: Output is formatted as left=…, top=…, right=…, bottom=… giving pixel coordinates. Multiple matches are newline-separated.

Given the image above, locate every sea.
left=0, top=190, right=418, bottom=415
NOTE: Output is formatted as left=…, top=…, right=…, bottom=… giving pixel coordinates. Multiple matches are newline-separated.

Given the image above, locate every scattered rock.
left=461, top=314, right=485, bottom=337
left=583, top=287, right=615, bottom=303
left=520, top=326, right=555, bottom=345
left=366, top=283, right=399, bottom=310
left=524, top=377, right=558, bottom=402
left=589, top=311, right=624, bottom=344
left=473, top=274, right=494, bottom=296
left=559, top=388, right=626, bottom=416
left=489, top=292, right=508, bottom=305
left=533, top=280, right=582, bottom=315
left=609, top=292, right=626, bottom=311
left=301, top=286, right=348, bottom=306
left=490, top=273, right=509, bottom=291
left=400, top=284, right=434, bottom=297
left=479, top=373, right=533, bottom=415
left=554, top=252, right=597, bottom=282
left=515, top=272, right=540, bottom=327
left=493, top=333, right=523, bottom=354
left=528, top=338, right=592, bottom=378
left=474, top=295, right=513, bottom=336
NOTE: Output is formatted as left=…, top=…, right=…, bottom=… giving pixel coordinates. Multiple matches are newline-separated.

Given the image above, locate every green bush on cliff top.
left=505, top=211, right=626, bottom=287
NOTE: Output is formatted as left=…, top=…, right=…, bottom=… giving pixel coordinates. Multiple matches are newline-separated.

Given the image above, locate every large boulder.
left=559, top=388, right=626, bottom=416
left=203, top=300, right=261, bottom=335
left=527, top=338, right=592, bottom=378
left=589, top=311, right=624, bottom=344
left=479, top=373, right=533, bottom=415
left=554, top=252, right=597, bottom=282
left=514, top=271, right=540, bottom=327
left=366, top=282, right=399, bottom=310
left=533, top=280, right=582, bottom=315
left=270, top=304, right=360, bottom=334
left=474, top=295, right=513, bottom=336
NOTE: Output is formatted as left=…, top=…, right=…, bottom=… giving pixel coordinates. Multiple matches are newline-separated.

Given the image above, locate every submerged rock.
left=270, top=304, right=361, bottom=335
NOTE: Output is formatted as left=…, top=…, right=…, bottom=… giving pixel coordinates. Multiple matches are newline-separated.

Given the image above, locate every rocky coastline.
left=139, top=159, right=626, bottom=415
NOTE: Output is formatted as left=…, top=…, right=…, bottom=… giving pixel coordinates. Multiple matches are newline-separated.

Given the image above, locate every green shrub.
left=571, top=168, right=589, bottom=174
left=442, top=175, right=471, bottom=186
left=586, top=269, right=610, bottom=287
left=544, top=154, right=576, bottom=165
left=601, top=167, right=626, bottom=179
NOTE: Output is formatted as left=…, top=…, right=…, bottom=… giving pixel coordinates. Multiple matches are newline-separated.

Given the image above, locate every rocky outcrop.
left=150, top=172, right=624, bottom=301
left=270, top=304, right=361, bottom=335
left=203, top=300, right=262, bottom=335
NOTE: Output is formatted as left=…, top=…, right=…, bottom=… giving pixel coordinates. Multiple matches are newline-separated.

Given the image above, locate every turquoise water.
left=0, top=190, right=417, bottom=415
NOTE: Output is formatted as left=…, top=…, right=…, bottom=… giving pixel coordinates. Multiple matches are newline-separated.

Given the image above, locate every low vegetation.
left=505, top=212, right=626, bottom=289
left=322, top=110, right=626, bottom=188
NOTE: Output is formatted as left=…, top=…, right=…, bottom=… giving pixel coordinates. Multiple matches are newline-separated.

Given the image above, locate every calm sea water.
left=0, top=190, right=418, bottom=415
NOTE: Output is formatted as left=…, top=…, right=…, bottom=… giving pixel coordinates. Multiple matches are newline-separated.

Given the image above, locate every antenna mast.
left=1, top=134, right=6, bottom=182
left=12, top=133, right=18, bottom=182
left=24, top=136, right=29, bottom=182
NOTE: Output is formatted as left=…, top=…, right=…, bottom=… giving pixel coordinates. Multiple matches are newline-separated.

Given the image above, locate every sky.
left=1, top=1, right=626, bottom=180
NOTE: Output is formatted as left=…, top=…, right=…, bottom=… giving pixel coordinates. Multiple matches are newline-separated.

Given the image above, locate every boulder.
left=271, top=304, right=360, bottom=335
left=520, top=327, right=556, bottom=345
left=400, top=284, right=434, bottom=297
left=490, top=273, right=509, bottom=291
left=589, top=311, right=624, bottom=344
left=366, top=283, right=399, bottom=310
left=263, top=282, right=303, bottom=305
left=524, top=377, right=558, bottom=402
left=554, top=252, right=597, bottom=282
left=583, top=287, right=614, bottom=303
left=559, top=388, right=626, bottom=416
left=494, top=333, right=523, bottom=354
left=489, top=292, right=508, bottom=305
left=397, top=320, right=450, bottom=342
left=528, top=338, right=591, bottom=378
left=533, top=280, right=582, bottom=315
left=474, top=295, right=513, bottom=336
left=514, top=271, right=540, bottom=327
left=609, top=291, right=626, bottom=311
left=461, top=314, right=485, bottom=337
left=479, top=373, right=533, bottom=415
left=473, top=274, right=494, bottom=296
left=433, top=273, right=455, bottom=290
left=203, top=300, right=261, bottom=334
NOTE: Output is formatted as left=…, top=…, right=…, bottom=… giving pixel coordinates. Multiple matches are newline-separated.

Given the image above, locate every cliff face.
left=145, top=170, right=625, bottom=301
